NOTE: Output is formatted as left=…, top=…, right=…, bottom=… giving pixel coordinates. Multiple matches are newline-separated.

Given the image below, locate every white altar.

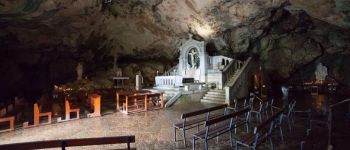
left=155, top=36, right=235, bottom=89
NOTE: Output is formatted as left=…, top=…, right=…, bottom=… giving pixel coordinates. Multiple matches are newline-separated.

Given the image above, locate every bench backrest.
left=0, top=136, right=135, bottom=150
left=205, top=107, right=250, bottom=127
left=255, top=110, right=280, bottom=134
left=181, top=104, right=228, bottom=119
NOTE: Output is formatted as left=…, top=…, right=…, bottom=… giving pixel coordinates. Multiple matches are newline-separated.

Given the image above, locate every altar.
left=155, top=35, right=234, bottom=89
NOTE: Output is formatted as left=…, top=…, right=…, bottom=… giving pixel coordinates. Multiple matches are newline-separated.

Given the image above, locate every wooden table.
left=116, top=91, right=163, bottom=114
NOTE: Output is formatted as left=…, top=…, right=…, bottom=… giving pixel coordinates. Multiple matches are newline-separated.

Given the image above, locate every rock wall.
left=1, top=0, right=350, bottom=98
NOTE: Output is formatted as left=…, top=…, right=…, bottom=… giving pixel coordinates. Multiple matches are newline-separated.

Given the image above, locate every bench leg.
left=259, top=113, right=262, bottom=123
left=230, top=131, right=233, bottom=147
left=174, top=128, right=176, bottom=142
left=288, top=119, right=292, bottom=132
left=183, top=130, right=186, bottom=147
left=246, top=123, right=249, bottom=132
left=269, top=137, right=274, bottom=150
left=204, top=140, right=208, bottom=150
left=192, top=137, right=196, bottom=150
left=235, top=141, right=239, bottom=150
left=280, top=126, right=284, bottom=143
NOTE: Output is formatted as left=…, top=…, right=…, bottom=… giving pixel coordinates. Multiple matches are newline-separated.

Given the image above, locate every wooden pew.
left=0, top=116, right=15, bottom=132
left=23, top=103, right=52, bottom=128
left=87, top=94, right=101, bottom=118
left=173, top=104, right=228, bottom=147
left=0, top=135, right=135, bottom=150
left=235, top=109, right=284, bottom=150
left=57, top=98, right=80, bottom=122
left=192, top=108, right=250, bottom=150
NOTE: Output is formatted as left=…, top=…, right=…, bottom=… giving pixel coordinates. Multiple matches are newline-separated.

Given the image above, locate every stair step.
left=204, top=94, right=225, bottom=99
left=202, top=97, right=225, bottom=101
left=207, top=91, right=225, bottom=95
left=201, top=99, right=226, bottom=104
left=200, top=89, right=226, bottom=104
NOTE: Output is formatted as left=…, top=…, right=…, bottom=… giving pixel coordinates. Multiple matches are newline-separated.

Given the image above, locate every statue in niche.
left=113, top=67, right=122, bottom=77
left=187, top=48, right=200, bottom=69
left=76, top=62, right=83, bottom=80
left=315, top=63, right=328, bottom=83
left=185, top=48, right=200, bottom=78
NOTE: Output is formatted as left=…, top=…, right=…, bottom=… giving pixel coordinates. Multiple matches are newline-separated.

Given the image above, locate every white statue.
left=281, top=86, right=289, bottom=98
left=76, top=63, right=83, bottom=80
left=315, top=63, right=328, bottom=81
left=115, top=67, right=122, bottom=77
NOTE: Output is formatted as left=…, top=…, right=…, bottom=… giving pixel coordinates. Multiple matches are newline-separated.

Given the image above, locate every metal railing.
left=155, top=76, right=183, bottom=87
left=222, top=59, right=243, bottom=86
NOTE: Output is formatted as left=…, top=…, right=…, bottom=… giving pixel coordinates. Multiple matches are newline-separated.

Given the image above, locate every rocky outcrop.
left=1, top=0, right=350, bottom=98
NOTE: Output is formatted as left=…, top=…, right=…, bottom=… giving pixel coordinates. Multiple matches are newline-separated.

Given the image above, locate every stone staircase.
left=200, top=89, right=226, bottom=104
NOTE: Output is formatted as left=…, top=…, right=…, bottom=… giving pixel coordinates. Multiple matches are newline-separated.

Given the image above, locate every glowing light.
left=194, top=23, right=214, bottom=38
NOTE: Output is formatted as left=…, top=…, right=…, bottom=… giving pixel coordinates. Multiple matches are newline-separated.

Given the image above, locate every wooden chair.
left=57, top=98, right=80, bottom=122
left=87, top=94, right=101, bottom=118
left=0, top=116, right=15, bottom=132
left=23, top=103, right=52, bottom=128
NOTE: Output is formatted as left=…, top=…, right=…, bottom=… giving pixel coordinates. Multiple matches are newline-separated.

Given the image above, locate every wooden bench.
left=87, top=94, right=101, bottom=118
left=0, top=135, right=135, bottom=150
left=23, top=103, right=52, bottom=128
left=192, top=108, right=250, bottom=150
left=235, top=108, right=283, bottom=150
left=0, top=116, right=15, bottom=132
left=57, top=98, right=80, bottom=122
left=173, top=104, right=228, bottom=146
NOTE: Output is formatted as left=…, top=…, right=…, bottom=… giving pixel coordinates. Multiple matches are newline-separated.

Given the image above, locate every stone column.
left=136, top=74, right=142, bottom=90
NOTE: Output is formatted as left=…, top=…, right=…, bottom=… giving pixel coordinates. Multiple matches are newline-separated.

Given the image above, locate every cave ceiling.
left=1, top=0, right=348, bottom=60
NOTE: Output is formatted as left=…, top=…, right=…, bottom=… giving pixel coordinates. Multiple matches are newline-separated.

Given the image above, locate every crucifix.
left=188, top=48, right=198, bottom=68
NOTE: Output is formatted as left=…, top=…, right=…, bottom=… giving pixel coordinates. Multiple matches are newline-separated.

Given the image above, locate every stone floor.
left=0, top=94, right=349, bottom=150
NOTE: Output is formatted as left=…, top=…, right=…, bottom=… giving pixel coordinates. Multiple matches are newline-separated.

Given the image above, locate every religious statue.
left=315, top=63, right=328, bottom=83
left=281, top=85, right=289, bottom=106
left=114, top=67, right=122, bottom=77
left=281, top=86, right=289, bottom=98
left=187, top=48, right=200, bottom=69
left=76, top=62, right=83, bottom=80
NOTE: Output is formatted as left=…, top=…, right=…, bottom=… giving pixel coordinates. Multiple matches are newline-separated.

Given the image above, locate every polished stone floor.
left=0, top=94, right=348, bottom=150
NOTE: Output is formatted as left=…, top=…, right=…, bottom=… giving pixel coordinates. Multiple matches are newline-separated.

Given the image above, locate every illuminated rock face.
left=0, top=0, right=350, bottom=97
